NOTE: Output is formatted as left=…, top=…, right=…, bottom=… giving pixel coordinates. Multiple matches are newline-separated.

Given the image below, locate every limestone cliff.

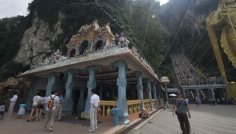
left=14, top=12, right=64, bottom=67
left=161, top=0, right=218, bottom=38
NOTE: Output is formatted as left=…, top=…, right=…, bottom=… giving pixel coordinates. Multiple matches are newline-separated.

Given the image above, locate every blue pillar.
left=26, top=77, right=38, bottom=110
left=99, top=84, right=103, bottom=100
left=134, top=71, right=144, bottom=110
left=157, top=85, right=161, bottom=99
left=82, top=65, right=101, bottom=119
left=111, top=59, right=130, bottom=125
left=210, top=88, right=215, bottom=97
left=64, top=69, right=78, bottom=115
left=183, top=89, right=186, bottom=97
left=225, top=88, right=229, bottom=98
left=111, top=87, right=115, bottom=99
left=146, top=78, right=153, bottom=110
left=152, top=83, right=158, bottom=109
left=77, top=86, right=86, bottom=112
left=46, top=73, right=60, bottom=97
left=195, top=89, right=200, bottom=98
left=159, top=86, right=163, bottom=98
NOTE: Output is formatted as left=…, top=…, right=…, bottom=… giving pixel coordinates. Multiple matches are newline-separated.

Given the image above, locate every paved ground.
left=0, top=112, right=115, bottom=134
left=1, top=104, right=235, bottom=134
left=125, top=104, right=236, bottom=134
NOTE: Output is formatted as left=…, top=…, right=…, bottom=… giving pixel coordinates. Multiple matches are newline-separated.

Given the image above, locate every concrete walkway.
left=124, top=104, right=236, bottom=134
left=0, top=112, right=116, bottom=134
left=1, top=104, right=235, bottom=134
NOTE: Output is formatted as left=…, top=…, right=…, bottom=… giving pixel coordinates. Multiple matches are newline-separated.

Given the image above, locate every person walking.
left=88, top=88, right=100, bottom=133
left=195, top=97, right=200, bottom=106
left=43, top=91, right=59, bottom=131
left=212, top=97, right=216, bottom=106
left=55, top=93, right=64, bottom=121
left=17, top=101, right=26, bottom=118
left=172, top=92, right=191, bottom=134
left=29, top=93, right=41, bottom=121
left=6, top=93, right=18, bottom=117
left=0, top=102, right=5, bottom=119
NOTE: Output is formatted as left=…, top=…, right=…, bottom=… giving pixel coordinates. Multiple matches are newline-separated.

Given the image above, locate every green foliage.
left=0, top=16, right=28, bottom=67
left=0, top=61, right=30, bottom=82
left=28, top=0, right=69, bottom=29
left=0, top=0, right=166, bottom=81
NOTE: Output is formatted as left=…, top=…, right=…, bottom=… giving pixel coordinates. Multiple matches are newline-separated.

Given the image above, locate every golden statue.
left=206, top=0, right=236, bottom=82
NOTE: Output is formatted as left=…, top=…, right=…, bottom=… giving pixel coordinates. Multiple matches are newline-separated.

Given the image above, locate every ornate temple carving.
left=66, top=20, right=120, bottom=57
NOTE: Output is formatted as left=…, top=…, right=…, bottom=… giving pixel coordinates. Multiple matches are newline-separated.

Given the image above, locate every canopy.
left=169, top=94, right=176, bottom=97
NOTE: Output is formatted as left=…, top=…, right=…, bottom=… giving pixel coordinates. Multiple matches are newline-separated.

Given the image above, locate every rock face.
left=14, top=12, right=64, bottom=67
left=13, top=0, right=218, bottom=68
left=161, top=0, right=218, bottom=38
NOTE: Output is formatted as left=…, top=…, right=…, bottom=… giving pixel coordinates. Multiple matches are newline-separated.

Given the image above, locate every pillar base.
left=62, top=109, right=72, bottom=116
left=77, top=108, right=84, bottom=117
left=81, top=112, right=90, bottom=119
left=118, top=113, right=130, bottom=125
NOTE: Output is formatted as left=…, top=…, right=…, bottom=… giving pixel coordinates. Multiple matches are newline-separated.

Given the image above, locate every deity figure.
left=54, top=49, right=60, bottom=56
left=118, top=33, right=129, bottom=48
left=206, top=0, right=236, bottom=82
left=111, top=38, right=116, bottom=46
left=44, top=57, right=49, bottom=65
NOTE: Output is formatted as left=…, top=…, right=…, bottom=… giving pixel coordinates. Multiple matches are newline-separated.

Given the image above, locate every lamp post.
left=161, top=76, right=170, bottom=108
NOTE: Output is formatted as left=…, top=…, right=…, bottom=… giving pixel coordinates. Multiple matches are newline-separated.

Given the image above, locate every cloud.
left=0, top=0, right=33, bottom=19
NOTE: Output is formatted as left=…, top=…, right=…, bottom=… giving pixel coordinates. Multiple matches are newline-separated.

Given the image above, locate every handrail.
left=100, top=101, right=116, bottom=106
left=99, top=100, right=116, bottom=116
left=127, top=100, right=142, bottom=105
left=143, top=99, right=150, bottom=103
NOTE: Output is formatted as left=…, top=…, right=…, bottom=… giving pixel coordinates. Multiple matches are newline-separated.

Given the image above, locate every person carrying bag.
left=172, top=92, right=191, bottom=134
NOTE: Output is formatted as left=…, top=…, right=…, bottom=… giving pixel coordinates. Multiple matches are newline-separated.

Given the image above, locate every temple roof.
left=21, top=47, right=161, bottom=84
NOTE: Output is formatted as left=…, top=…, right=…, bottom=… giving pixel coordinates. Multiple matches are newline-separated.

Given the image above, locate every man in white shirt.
left=88, top=89, right=100, bottom=133
left=6, top=93, right=18, bottom=117
left=29, top=93, right=41, bottom=121
left=43, top=91, right=59, bottom=131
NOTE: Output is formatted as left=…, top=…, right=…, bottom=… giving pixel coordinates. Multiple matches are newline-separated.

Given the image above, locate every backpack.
left=48, top=95, right=56, bottom=109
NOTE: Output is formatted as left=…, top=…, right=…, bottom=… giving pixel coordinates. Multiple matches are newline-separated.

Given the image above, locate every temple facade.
left=21, top=20, right=165, bottom=124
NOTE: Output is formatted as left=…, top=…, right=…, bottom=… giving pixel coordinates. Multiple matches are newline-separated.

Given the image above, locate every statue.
left=54, top=49, right=60, bottom=56
left=206, top=0, right=236, bottom=82
left=111, top=38, right=116, bottom=46
left=92, top=19, right=100, bottom=31
left=44, top=57, right=49, bottom=65
left=118, top=33, right=129, bottom=48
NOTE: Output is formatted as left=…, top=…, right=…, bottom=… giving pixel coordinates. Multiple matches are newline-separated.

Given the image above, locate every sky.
left=158, top=0, right=169, bottom=5
left=0, top=0, right=169, bottom=19
left=0, top=0, right=33, bottom=19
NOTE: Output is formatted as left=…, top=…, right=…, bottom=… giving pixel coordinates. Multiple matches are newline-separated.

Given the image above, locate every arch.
left=69, top=48, right=76, bottom=58
left=79, top=40, right=89, bottom=55
left=93, top=36, right=106, bottom=51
